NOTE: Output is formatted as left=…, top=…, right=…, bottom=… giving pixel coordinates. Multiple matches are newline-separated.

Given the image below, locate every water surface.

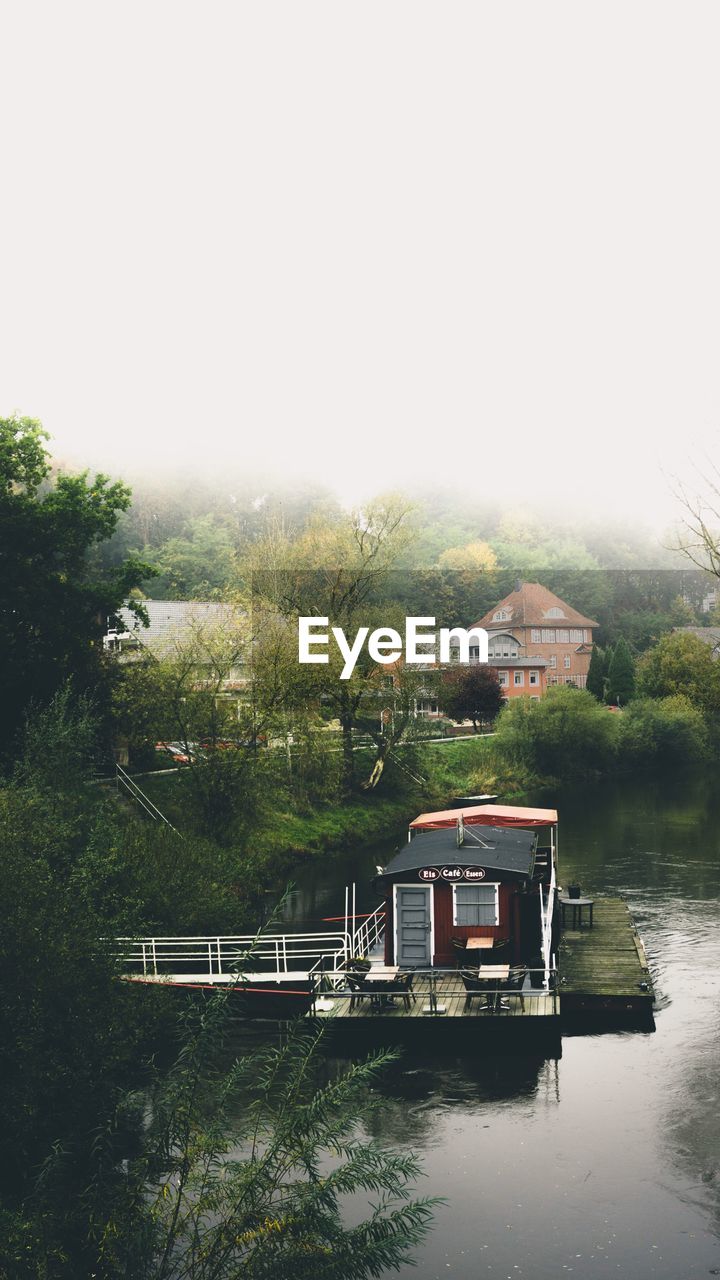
left=271, top=772, right=720, bottom=1277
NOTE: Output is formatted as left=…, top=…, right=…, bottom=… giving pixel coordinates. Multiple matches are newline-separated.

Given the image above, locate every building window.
left=557, top=628, right=569, bottom=643
left=514, top=671, right=524, bottom=686
left=493, top=609, right=510, bottom=622
left=469, top=646, right=479, bottom=660
left=453, top=883, right=499, bottom=926
left=531, top=695, right=541, bottom=701
left=529, top=670, right=539, bottom=686
left=416, top=700, right=439, bottom=716
left=575, top=675, right=587, bottom=688
left=531, top=628, right=541, bottom=643
left=546, top=607, right=565, bottom=618
left=549, top=655, right=557, bottom=669
left=541, top=629, right=556, bottom=643
left=564, top=655, right=571, bottom=669
left=569, top=629, right=583, bottom=643
left=498, top=671, right=509, bottom=687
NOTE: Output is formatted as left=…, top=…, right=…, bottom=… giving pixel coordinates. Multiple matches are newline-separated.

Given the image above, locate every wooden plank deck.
left=311, top=973, right=559, bottom=1023
left=558, top=896, right=654, bottom=1019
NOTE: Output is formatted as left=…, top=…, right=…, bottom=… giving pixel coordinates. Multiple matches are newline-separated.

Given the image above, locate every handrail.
left=352, top=902, right=386, bottom=958
left=114, top=930, right=352, bottom=978
left=310, top=965, right=558, bottom=1008
left=538, top=857, right=556, bottom=989
left=115, top=765, right=182, bottom=837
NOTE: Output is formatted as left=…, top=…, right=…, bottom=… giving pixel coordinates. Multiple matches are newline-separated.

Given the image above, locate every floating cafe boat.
left=119, top=802, right=655, bottom=1041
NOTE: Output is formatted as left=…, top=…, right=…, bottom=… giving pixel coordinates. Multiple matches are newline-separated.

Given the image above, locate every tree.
left=585, top=644, right=608, bottom=701
left=439, top=665, right=504, bottom=732
left=636, top=631, right=720, bottom=732
left=247, top=499, right=413, bottom=796
left=436, top=540, right=497, bottom=571
left=605, top=637, right=635, bottom=705
left=672, top=459, right=720, bottom=581
left=493, top=685, right=618, bottom=781
left=86, top=1010, right=436, bottom=1280
left=0, top=415, right=153, bottom=761
left=616, top=695, right=708, bottom=768
left=0, top=691, right=165, bottom=1273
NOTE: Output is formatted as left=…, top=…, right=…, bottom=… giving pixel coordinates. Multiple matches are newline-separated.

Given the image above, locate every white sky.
left=1, top=2, right=719, bottom=521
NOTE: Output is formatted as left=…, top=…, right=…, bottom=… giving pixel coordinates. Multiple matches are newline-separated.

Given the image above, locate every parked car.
left=155, top=741, right=192, bottom=765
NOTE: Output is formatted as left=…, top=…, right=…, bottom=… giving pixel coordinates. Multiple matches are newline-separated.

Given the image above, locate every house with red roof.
left=473, top=581, right=598, bottom=694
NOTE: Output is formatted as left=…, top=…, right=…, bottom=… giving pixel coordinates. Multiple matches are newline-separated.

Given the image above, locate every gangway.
left=115, top=928, right=355, bottom=988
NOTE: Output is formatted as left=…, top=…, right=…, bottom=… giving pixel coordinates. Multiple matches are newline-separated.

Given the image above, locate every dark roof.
left=117, top=600, right=243, bottom=651
left=382, top=825, right=537, bottom=878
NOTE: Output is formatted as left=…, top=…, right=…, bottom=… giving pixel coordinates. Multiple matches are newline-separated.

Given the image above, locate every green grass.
left=128, top=736, right=511, bottom=863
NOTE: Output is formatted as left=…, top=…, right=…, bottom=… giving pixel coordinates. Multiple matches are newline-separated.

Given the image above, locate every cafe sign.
left=418, top=866, right=486, bottom=882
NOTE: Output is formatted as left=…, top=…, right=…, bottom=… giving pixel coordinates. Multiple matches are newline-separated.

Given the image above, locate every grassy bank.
left=127, top=735, right=524, bottom=877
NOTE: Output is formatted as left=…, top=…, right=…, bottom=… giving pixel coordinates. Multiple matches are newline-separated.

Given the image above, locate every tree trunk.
left=338, top=690, right=355, bottom=797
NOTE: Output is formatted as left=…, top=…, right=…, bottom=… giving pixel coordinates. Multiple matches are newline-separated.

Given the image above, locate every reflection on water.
left=247, top=771, right=720, bottom=1277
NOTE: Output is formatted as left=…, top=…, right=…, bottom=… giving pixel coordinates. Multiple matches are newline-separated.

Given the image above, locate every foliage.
left=493, top=685, right=619, bottom=781
left=0, top=693, right=165, bottom=1273
left=87, top=1007, right=436, bottom=1280
left=585, top=644, right=607, bottom=701
left=0, top=415, right=154, bottom=761
left=436, top=540, right=497, bottom=571
left=605, top=636, right=635, bottom=705
left=139, top=513, right=239, bottom=598
left=635, top=631, right=720, bottom=732
left=247, top=498, right=414, bottom=795
left=438, top=664, right=504, bottom=731
left=616, top=696, right=708, bottom=768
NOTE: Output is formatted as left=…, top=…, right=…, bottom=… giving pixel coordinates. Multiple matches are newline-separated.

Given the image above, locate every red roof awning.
left=410, top=803, right=558, bottom=831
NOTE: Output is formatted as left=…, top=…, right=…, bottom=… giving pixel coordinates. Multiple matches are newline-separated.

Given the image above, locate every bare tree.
left=672, top=456, right=720, bottom=580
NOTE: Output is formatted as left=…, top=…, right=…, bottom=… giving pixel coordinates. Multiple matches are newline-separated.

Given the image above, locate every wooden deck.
left=558, top=896, right=654, bottom=1022
left=311, top=973, right=558, bottom=1024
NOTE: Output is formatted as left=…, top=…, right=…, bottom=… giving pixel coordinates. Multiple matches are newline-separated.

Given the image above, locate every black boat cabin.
left=377, top=804, right=558, bottom=970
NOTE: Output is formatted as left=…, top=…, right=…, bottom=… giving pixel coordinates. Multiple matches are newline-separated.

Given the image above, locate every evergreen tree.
left=605, top=636, right=636, bottom=705
left=586, top=645, right=607, bottom=701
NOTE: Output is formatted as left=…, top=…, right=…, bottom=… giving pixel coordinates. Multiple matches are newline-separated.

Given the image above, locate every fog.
left=2, top=2, right=720, bottom=524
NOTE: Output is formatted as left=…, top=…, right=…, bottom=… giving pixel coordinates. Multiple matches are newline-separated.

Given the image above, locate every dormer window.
left=545, top=607, right=565, bottom=619
left=493, top=609, right=511, bottom=622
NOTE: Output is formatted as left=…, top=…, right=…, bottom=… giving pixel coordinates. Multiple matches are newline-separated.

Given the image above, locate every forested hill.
left=80, top=466, right=714, bottom=652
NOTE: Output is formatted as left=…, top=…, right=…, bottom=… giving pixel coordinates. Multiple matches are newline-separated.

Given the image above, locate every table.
left=465, top=938, right=494, bottom=951
left=559, top=896, right=595, bottom=929
left=473, top=964, right=511, bottom=1012
left=356, top=966, right=400, bottom=1008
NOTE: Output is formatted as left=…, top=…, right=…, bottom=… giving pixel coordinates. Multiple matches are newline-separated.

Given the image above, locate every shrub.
left=493, top=686, right=619, bottom=781
left=616, top=695, right=708, bottom=768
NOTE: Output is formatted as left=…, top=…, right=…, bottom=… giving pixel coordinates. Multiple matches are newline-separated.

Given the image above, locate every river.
left=263, top=771, right=720, bottom=1278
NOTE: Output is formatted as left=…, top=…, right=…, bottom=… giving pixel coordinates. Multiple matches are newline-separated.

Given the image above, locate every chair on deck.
left=346, top=973, right=371, bottom=1011
left=498, top=965, right=526, bottom=1012
left=389, top=971, right=416, bottom=1010
left=460, top=969, right=490, bottom=1010
left=451, top=937, right=468, bottom=967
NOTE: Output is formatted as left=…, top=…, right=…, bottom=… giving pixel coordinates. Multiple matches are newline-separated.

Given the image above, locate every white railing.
left=352, top=903, right=386, bottom=959
left=115, top=931, right=351, bottom=979
left=538, top=856, right=557, bottom=989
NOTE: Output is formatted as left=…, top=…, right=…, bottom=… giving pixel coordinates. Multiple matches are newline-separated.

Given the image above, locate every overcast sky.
left=1, top=2, right=719, bottom=522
